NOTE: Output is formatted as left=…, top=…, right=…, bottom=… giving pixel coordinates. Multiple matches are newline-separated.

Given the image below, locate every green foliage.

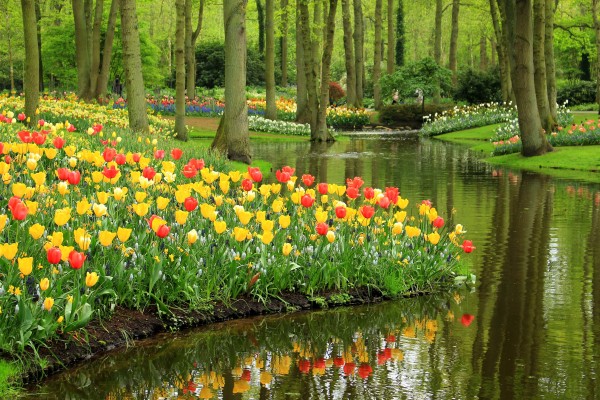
left=195, top=42, right=265, bottom=89
left=557, top=80, right=597, bottom=106
left=379, top=57, right=452, bottom=103
left=379, top=104, right=453, bottom=126
left=328, top=81, right=346, bottom=104
left=453, top=67, right=502, bottom=104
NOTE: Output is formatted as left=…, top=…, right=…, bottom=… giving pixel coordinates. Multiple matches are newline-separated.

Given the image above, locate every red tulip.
left=142, top=166, right=156, bottom=180
left=248, top=167, right=262, bottom=182
left=8, top=196, right=22, bottom=210
left=364, top=187, right=375, bottom=200
left=433, top=216, right=445, bottom=228
left=102, top=147, right=117, bottom=162
left=314, top=358, right=326, bottom=369
left=18, top=113, right=26, bottom=121
left=346, top=176, right=364, bottom=189
left=57, top=167, right=71, bottom=181
left=4, top=155, right=11, bottom=164
left=38, top=119, right=45, bottom=126
left=241, top=178, right=253, bottom=191
left=53, top=136, right=66, bottom=149
left=461, top=313, right=475, bottom=327
left=154, top=149, right=165, bottom=159
left=335, top=206, right=347, bottom=219
left=93, top=123, right=103, bottom=133
left=422, top=199, right=432, bottom=207
left=385, top=187, right=399, bottom=203
left=68, top=250, right=86, bottom=269
left=358, top=363, right=373, bottom=379
left=316, top=222, right=328, bottom=236
left=189, top=158, right=205, bottom=170
left=346, top=186, right=359, bottom=199
left=67, top=124, right=76, bottom=132
left=184, top=196, right=198, bottom=211
left=298, top=359, right=311, bottom=374
left=115, top=153, right=126, bottom=165
left=17, top=130, right=32, bottom=143
left=171, top=148, right=183, bottom=160
left=301, top=194, right=315, bottom=208
left=343, top=362, right=356, bottom=376
left=132, top=153, right=141, bottom=163
left=317, top=182, right=328, bottom=195
left=378, top=196, right=391, bottom=209
left=302, top=174, right=315, bottom=187
left=333, top=357, right=345, bottom=367
left=102, top=165, right=119, bottom=179
left=275, top=169, right=291, bottom=183
left=360, top=206, right=375, bottom=219
left=461, top=240, right=475, bottom=253
left=11, top=201, right=28, bottom=220
left=32, top=131, right=46, bottom=145
left=68, top=170, right=81, bottom=185
left=156, top=224, right=170, bottom=238
left=182, top=164, right=197, bottom=178
left=241, top=369, right=251, bottom=381
left=47, top=247, right=62, bottom=264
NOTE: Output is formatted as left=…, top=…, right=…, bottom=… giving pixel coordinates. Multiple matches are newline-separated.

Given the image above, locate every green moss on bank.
left=0, top=360, right=20, bottom=397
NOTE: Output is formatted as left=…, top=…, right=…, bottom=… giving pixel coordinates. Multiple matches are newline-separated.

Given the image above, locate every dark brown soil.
left=19, top=287, right=416, bottom=384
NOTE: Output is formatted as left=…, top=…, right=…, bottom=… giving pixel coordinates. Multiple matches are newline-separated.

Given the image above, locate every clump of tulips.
left=0, top=102, right=473, bottom=354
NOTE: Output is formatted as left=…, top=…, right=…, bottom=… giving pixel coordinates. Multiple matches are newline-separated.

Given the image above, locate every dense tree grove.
left=1, top=0, right=599, bottom=155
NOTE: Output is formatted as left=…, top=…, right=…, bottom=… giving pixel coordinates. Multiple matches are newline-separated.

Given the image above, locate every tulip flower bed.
left=0, top=103, right=472, bottom=357
left=421, top=102, right=516, bottom=136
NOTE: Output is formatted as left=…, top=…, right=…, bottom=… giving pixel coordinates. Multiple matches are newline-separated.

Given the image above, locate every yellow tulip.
left=151, top=217, right=167, bottom=232
left=74, top=228, right=90, bottom=251
left=92, top=203, right=108, bottom=217
left=25, top=200, right=38, bottom=215
left=132, top=202, right=150, bottom=217
left=261, top=230, right=274, bottom=244
left=271, top=199, right=283, bottom=213
left=31, top=171, right=46, bottom=186
left=326, top=231, right=335, bottom=243
left=43, top=297, right=54, bottom=311
left=187, top=229, right=199, bottom=244
left=85, top=271, right=99, bottom=287
left=282, top=243, right=293, bottom=256
left=214, top=220, right=227, bottom=234
left=279, top=215, right=291, bottom=229
left=54, top=207, right=71, bottom=226
left=117, top=227, right=132, bottom=242
left=2, top=243, right=17, bottom=260
left=315, top=209, right=328, bottom=223
left=39, top=278, right=50, bottom=291
left=405, top=226, right=421, bottom=238
left=427, top=208, right=438, bottom=222
left=175, top=188, right=190, bottom=203
left=396, top=197, right=409, bottom=209
left=214, top=195, right=223, bottom=206
left=138, top=177, right=152, bottom=189
left=270, top=183, right=281, bottom=194
left=454, top=224, right=466, bottom=234
left=26, top=158, right=37, bottom=170
left=259, top=184, right=272, bottom=197
left=64, top=145, right=76, bottom=157
left=394, top=211, right=407, bottom=223
left=428, top=231, right=441, bottom=245
left=135, top=191, right=147, bottom=202
left=18, top=257, right=33, bottom=276
left=0, top=214, right=7, bottom=232
left=228, top=170, right=241, bottom=182
left=161, top=161, right=176, bottom=173
left=261, top=219, right=274, bottom=232
left=392, top=222, right=403, bottom=235
left=237, top=210, right=253, bottom=225
left=29, top=223, right=45, bottom=239
left=44, top=147, right=58, bottom=160
left=156, top=196, right=170, bottom=210
left=234, top=227, right=249, bottom=242
left=76, top=198, right=92, bottom=215
left=219, top=180, right=230, bottom=194
left=99, top=230, right=116, bottom=247
left=113, top=187, right=127, bottom=201
left=175, top=210, right=188, bottom=225
left=200, top=203, right=216, bottom=219
left=96, top=191, right=110, bottom=204
left=12, top=182, right=27, bottom=197
left=91, top=171, right=103, bottom=183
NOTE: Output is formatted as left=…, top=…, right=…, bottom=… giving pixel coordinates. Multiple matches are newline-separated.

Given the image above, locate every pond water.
left=26, top=136, right=600, bottom=399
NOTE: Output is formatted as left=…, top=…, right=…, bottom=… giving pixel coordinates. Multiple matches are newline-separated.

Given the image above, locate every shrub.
left=329, top=81, right=346, bottom=105
left=453, top=67, right=502, bottom=104
left=379, top=104, right=453, bottom=127
left=195, top=42, right=265, bottom=88
left=557, top=80, right=596, bottom=106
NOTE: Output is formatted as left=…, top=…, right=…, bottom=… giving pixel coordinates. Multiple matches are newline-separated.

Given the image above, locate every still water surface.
left=28, top=137, right=600, bottom=399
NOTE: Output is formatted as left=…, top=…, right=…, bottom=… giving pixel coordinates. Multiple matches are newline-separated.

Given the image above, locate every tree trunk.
left=594, top=0, right=600, bottom=115
left=21, top=0, right=39, bottom=125
left=175, top=0, right=187, bottom=141
left=311, top=0, right=323, bottom=98
left=72, top=0, right=91, bottom=100
left=256, top=0, right=265, bottom=55
left=433, top=0, right=442, bottom=103
left=341, top=0, right=356, bottom=106
left=395, top=0, right=404, bottom=67
left=280, top=0, right=288, bottom=86
left=89, top=0, right=104, bottom=97
left=480, top=35, right=488, bottom=70
left=35, top=0, right=44, bottom=92
left=533, top=0, right=554, bottom=133
left=4, top=5, right=15, bottom=92
left=491, top=37, right=496, bottom=66
left=295, top=7, right=310, bottom=123
left=315, top=0, right=338, bottom=141
left=490, top=0, right=512, bottom=102
left=449, top=0, right=460, bottom=86
left=299, top=0, right=319, bottom=136
left=120, top=0, right=149, bottom=133
left=185, top=0, right=193, bottom=98
left=219, top=0, right=252, bottom=163
left=265, top=0, right=277, bottom=119
left=373, top=0, right=383, bottom=109
left=353, top=0, right=364, bottom=106
left=95, top=0, right=119, bottom=100
left=545, top=0, right=557, bottom=119
left=386, top=0, right=394, bottom=74
left=506, top=0, right=552, bottom=156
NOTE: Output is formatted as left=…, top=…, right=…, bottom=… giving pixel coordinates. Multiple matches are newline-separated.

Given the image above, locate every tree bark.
left=120, top=0, right=149, bottom=134
left=265, top=0, right=277, bottom=119
left=373, top=0, right=383, bottom=109
left=545, top=0, right=557, bottom=119
left=315, top=0, right=338, bottom=141
left=73, top=0, right=91, bottom=100
left=353, top=0, right=364, bottom=106
left=490, top=0, right=512, bottom=102
left=21, top=0, right=39, bottom=125
left=89, top=0, right=104, bottom=97
left=479, top=35, right=488, bottom=70
left=341, top=0, right=356, bottom=106
left=449, top=0, right=460, bottom=86
left=395, top=0, right=404, bottom=67
left=299, top=0, right=318, bottom=135
left=95, top=0, right=119, bottom=100
left=386, top=0, right=394, bottom=74
left=433, top=0, right=442, bottom=103
left=185, top=0, right=193, bottom=98
left=35, top=0, right=43, bottom=92
left=256, top=0, right=265, bottom=55
left=506, top=0, right=552, bottom=156
left=175, top=0, right=187, bottom=141
left=215, top=0, right=252, bottom=163
left=295, top=7, right=310, bottom=123
left=533, top=0, right=554, bottom=133
left=280, top=0, right=288, bottom=86
left=594, top=0, right=600, bottom=115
